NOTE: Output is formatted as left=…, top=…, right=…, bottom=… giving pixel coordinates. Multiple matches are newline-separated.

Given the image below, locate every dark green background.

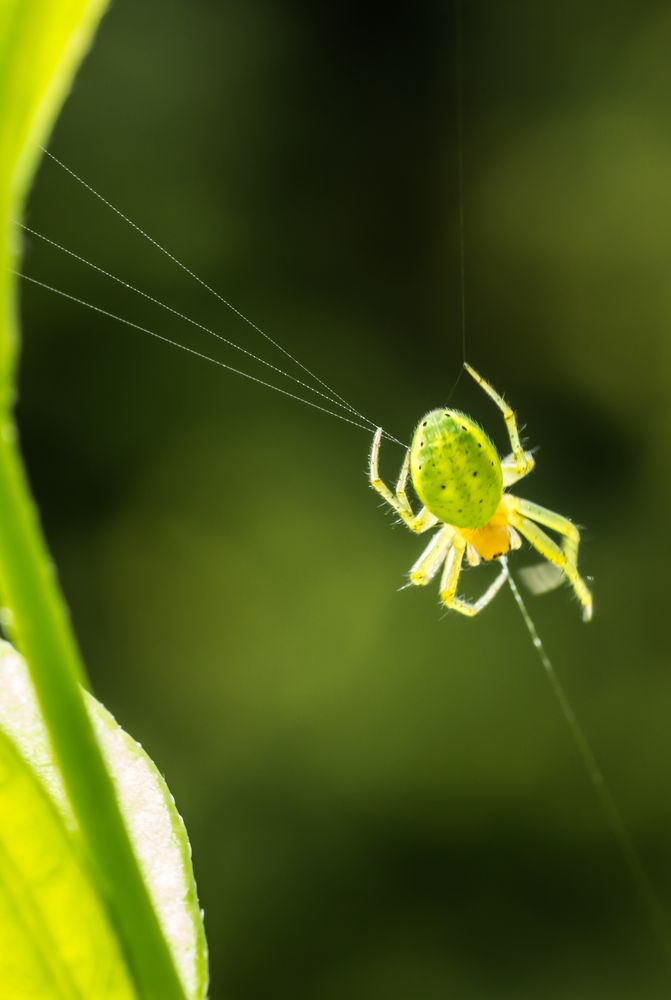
left=17, top=1, right=671, bottom=996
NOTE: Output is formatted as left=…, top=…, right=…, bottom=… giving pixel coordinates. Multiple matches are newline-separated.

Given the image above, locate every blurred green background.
left=15, top=1, right=671, bottom=996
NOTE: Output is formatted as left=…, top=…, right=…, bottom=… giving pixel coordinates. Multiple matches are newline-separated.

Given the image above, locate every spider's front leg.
left=409, top=526, right=454, bottom=586
left=506, top=496, right=583, bottom=567
left=438, top=536, right=508, bottom=617
left=507, top=506, right=593, bottom=621
left=369, top=428, right=438, bottom=534
left=464, top=363, right=535, bottom=485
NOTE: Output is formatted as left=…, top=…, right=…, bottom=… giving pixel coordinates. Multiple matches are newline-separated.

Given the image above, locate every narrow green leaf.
left=0, top=640, right=209, bottom=1000
left=0, top=0, right=109, bottom=393
left=0, top=2, right=197, bottom=995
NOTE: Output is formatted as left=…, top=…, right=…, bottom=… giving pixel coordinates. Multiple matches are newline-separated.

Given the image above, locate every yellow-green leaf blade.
left=0, top=640, right=208, bottom=1000
left=0, top=728, right=137, bottom=999
left=0, top=0, right=109, bottom=392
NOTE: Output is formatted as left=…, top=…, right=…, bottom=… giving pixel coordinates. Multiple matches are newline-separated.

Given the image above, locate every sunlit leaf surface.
left=0, top=642, right=208, bottom=999
left=0, top=727, right=136, bottom=998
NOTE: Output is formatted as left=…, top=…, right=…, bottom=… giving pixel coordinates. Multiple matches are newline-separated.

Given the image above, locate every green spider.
left=369, top=364, right=593, bottom=620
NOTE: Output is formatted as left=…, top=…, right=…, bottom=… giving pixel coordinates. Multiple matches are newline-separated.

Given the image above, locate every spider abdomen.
left=409, top=409, right=503, bottom=529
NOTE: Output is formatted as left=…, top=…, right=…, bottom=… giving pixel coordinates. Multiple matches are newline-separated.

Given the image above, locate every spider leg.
left=464, top=364, right=535, bottom=482
left=438, top=537, right=508, bottom=616
left=506, top=496, right=582, bottom=567
left=501, top=452, right=536, bottom=488
left=508, top=512, right=593, bottom=621
left=370, top=428, right=438, bottom=534
left=409, top=526, right=454, bottom=586
left=395, top=448, right=413, bottom=511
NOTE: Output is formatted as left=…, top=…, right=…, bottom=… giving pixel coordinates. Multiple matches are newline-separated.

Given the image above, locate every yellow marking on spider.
left=369, top=364, right=593, bottom=621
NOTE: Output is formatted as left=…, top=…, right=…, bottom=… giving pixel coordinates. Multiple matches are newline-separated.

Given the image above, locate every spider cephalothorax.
left=370, top=364, right=592, bottom=620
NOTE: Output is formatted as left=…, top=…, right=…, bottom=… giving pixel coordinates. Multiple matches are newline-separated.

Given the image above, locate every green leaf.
left=0, top=4, right=203, bottom=995
left=0, top=0, right=109, bottom=393
left=0, top=641, right=209, bottom=1000
left=0, top=728, right=136, bottom=998
left=0, top=0, right=108, bottom=199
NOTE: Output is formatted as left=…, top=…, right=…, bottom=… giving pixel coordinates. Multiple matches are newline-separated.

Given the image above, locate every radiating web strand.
left=13, top=270, right=404, bottom=445
left=40, top=146, right=376, bottom=429
left=504, top=561, right=671, bottom=968
left=15, top=220, right=382, bottom=432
